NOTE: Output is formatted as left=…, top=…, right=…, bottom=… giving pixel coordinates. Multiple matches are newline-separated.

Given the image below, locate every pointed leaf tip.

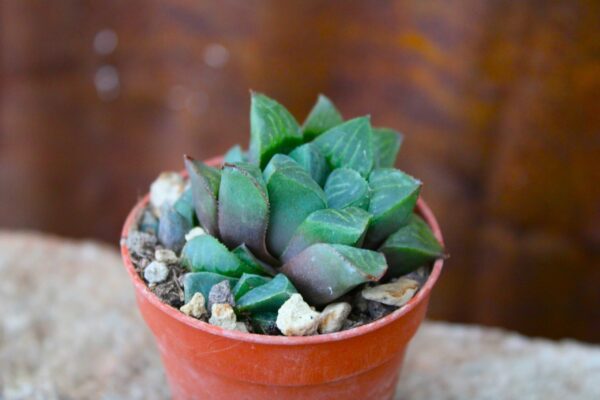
left=379, top=214, right=445, bottom=277
left=249, top=93, right=302, bottom=168
left=302, top=94, right=344, bottom=141
left=365, top=168, right=421, bottom=248
left=184, top=156, right=221, bottom=236
left=372, top=127, right=403, bottom=168
left=313, top=116, right=374, bottom=177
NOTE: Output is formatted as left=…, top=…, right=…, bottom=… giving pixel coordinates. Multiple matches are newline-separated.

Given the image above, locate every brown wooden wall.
left=1, top=0, right=598, bottom=341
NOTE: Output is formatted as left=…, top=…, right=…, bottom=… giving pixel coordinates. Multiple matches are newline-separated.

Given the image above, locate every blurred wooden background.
left=1, top=0, right=598, bottom=341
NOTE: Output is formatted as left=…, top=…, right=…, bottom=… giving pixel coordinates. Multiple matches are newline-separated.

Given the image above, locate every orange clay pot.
left=120, top=156, right=445, bottom=400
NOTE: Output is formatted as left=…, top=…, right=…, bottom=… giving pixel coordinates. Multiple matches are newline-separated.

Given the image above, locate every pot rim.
left=120, top=156, right=445, bottom=346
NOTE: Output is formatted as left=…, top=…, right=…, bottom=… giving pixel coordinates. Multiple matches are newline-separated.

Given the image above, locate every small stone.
left=367, top=300, right=395, bottom=320
left=179, top=293, right=207, bottom=319
left=208, top=303, right=237, bottom=330
left=276, top=294, right=321, bottom=336
left=144, top=261, right=169, bottom=284
left=150, top=172, right=185, bottom=216
left=185, top=227, right=206, bottom=242
left=208, top=280, right=235, bottom=310
left=361, top=278, right=420, bottom=307
left=234, top=322, right=249, bottom=333
left=318, top=302, right=352, bottom=334
left=155, top=248, right=178, bottom=264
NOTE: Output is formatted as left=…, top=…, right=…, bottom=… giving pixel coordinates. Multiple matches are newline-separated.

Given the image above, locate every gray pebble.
left=208, top=280, right=235, bottom=311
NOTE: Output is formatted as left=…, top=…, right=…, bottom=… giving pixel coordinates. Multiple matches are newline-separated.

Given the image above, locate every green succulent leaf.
left=379, top=214, right=445, bottom=277
left=302, top=94, right=343, bottom=141
left=223, top=144, right=247, bottom=163
left=184, top=156, right=221, bottom=236
left=232, top=244, right=276, bottom=277
left=249, top=92, right=303, bottom=168
left=181, top=235, right=249, bottom=278
left=288, top=143, right=330, bottom=186
left=280, top=207, right=372, bottom=263
left=324, top=168, right=370, bottom=210
left=313, top=116, right=374, bottom=177
left=218, top=162, right=276, bottom=263
left=372, top=127, right=403, bottom=168
left=232, top=273, right=272, bottom=301
left=280, top=244, right=387, bottom=305
left=236, top=273, right=297, bottom=314
left=248, top=312, right=279, bottom=334
left=158, top=206, right=191, bottom=253
left=173, top=188, right=197, bottom=227
left=364, top=168, right=421, bottom=248
left=263, top=155, right=327, bottom=257
left=183, top=272, right=238, bottom=303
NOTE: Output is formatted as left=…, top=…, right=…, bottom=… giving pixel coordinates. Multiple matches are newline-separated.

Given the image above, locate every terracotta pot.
left=120, top=156, right=445, bottom=400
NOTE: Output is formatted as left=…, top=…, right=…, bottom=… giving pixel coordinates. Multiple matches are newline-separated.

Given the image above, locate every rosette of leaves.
left=161, top=92, right=445, bottom=331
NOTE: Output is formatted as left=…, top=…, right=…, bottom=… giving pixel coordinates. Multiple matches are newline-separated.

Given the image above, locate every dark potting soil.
left=124, top=204, right=431, bottom=336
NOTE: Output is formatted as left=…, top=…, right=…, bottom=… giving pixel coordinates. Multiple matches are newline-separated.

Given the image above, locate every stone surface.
left=143, top=261, right=169, bottom=284
left=1, top=231, right=599, bottom=399
left=149, top=172, right=185, bottom=216
left=207, top=280, right=235, bottom=310
left=276, top=294, right=320, bottom=336
left=318, top=302, right=352, bottom=334
left=154, top=248, right=177, bottom=264
left=184, top=227, right=206, bottom=242
left=208, top=303, right=237, bottom=330
left=179, top=293, right=207, bottom=319
left=362, top=278, right=420, bottom=306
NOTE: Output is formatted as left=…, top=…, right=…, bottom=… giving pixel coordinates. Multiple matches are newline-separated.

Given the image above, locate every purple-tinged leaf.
left=280, top=244, right=387, bottom=305
left=218, top=162, right=276, bottom=264
left=184, top=156, right=221, bottom=236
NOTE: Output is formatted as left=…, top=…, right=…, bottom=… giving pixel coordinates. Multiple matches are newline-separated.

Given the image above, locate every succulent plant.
left=161, top=92, right=445, bottom=331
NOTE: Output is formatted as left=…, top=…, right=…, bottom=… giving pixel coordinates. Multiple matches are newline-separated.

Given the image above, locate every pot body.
left=121, top=157, right=445, bottom=400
